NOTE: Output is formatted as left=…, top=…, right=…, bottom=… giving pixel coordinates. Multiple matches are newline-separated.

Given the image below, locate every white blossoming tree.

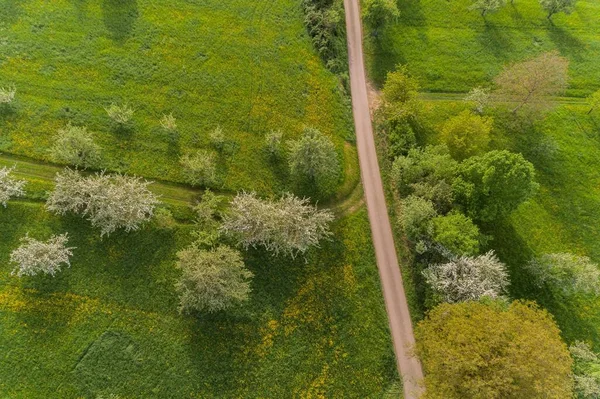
left=0, top=166, right=26, bottom=207
left=10, top=233, right=75, bottom=277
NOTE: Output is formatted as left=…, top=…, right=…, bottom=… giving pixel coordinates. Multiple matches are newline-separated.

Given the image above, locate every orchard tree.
left=265, top=130, right=283, bottom=159
left=105, top=103, right=134, bottom=125
left=160, top=113, right=177, bottom=132
left=398, top=195, right=437, bottom=242
left=454, top=150, right=538, bottom=221
left=288, top=127, right=340, bottom=195
left=423, top=251, right=508, bottom=303
left=46, top=168, right=159, bottom=236
left=464, top=86, right=491, bottom=114
left=586, top=90, right=600, bottom=115
left=221, top=192, right=334, bottom=257
left=175, top=245, right=253, bottom=313
left=10, top=233, right=74, bottom=277
left=570, top=341, right=600, bottom=399
left=470, top=0, right=506, bottom=17
left=0, top=85, right=16, bottom=104
left=50, top=123, right=101, bottom=168
left=526, top=253, right=600, bottom=297
left=180, top=151, right=218, bottom=187
left=0, top=166, right=26, bottom=207
left=429, top=211, right=480, bottom=256
left=494, top=51, right=569, bottom=114
left=362, top=0, right=400, bottom=27
left=440, top=110, right=493, bottom=160
left=210, top=126, right=225, bottom=151
left=415, top=300, right=574, bottom=398
left=539, top=0, right=577, bottom=20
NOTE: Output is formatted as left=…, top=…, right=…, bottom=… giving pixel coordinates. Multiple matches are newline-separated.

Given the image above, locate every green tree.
left=526, top=253, right=600, bottom=297
left=105, top=103, right=134, bottom=125
left=382, top=65, right=420, bottom=119
left=539, top=0, right=577, bottom=19
left=288, top=127, right=340, bottom=195
left=464, top=86, right=491, bottom=114
left=415, top=300, right=574, bottom=398
left=440, top=110, right=493, bottom=160
left=50, top=123, right=102, bottom=168
left=469, top=0, right=506, bottom=17
left=570, top=341, right=600, bottom=399
left=175, top=245, right=253, bottom=313
left=429, top=211, right=480, bottom=256
left=454, top=150, right=538, bottom=221
left=398, top=195, right=437, bottom=241
left=362, top=0, right=400, bottom=27
left=180, top=151, right=218, bottom=187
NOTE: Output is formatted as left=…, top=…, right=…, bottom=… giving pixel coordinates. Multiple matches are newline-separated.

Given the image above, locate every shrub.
left=570, top=341, right=600, bottom=399
left=105, top=103, right=134, bottom=124
left=10, top=233, right=74, bottom=277
left=0, top=166, right=26, bottom=207
left=46, top=168, right=159, bottom=236
left=222, top=192, right=334, bottom=257
left=454, top=150, right=538, bottom=221
left=422, top=251, right=508, bottom=303
left=382, top=65, right=420, bottom=119
left=160, top=113, right=177, bottom=132
left=180, top=151, right=218, bottom=187
left=526, top=253, right=600, bottom=297
left=0, top=85, right=16, bottom=104
left=209, top=126, right=225, bottom=151
left=429, top=211, right=480, bottom=256
left=464, top=86, right=491, bottom=114
left=415, top=301, right=574, bottom=398
left=265, top=130, right=283, bottom=159
left=50, top=123, right=101, bottom=168
left=440, top=110, right=492, bottom=160
left=153, top=208, right=177, bottom=230
left=385, top=117, right=417, bottom=158
left=175, top=245, right=253, bottom=313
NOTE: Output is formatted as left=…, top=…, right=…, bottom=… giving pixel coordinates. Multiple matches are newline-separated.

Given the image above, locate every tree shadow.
left=101, top=0, right=139, bottom=44
left=1, top=0, right=24, bottom=25
left=547, top=23, right=586, bottom=62
left=67, top=0, right=89, bottom=19
left=476, top=21, right=513, bottom=61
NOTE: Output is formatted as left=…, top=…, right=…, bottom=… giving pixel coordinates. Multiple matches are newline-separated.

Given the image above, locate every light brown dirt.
left=342, top=0, right=425, bottom=397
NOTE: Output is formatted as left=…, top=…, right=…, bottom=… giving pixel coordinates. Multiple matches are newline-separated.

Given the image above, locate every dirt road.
left=342, top=0, right=424, bottom=397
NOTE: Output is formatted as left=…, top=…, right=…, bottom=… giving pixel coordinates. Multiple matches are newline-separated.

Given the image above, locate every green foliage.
left=179, top=151, right=218, bottom=187
left=440, top=110, right=492, bottom=160
left=50, top=124, right=102, bottom=168
left=362, top=0, right=400, bottom=27
left=416, top=300, right=574, bottom=398
left=464, top=86, right=491, bottom=114
left=104, top=103, right=134, bottom=125
left=398, top=195, right=437, bottom=241
left=175, top=245, right=253, bottom=313
left=469, top=0, right=506, bottom=17
left=587, top=90, right=600, bottom=114
left=429, top=211, right=480, bottom=256
left=288, top=127, right=340, bottom=196
left=526, top=253, right=600, bottom=297
left=382, top=65, right=420, bottom=119
left=391, top=145, right=458, bottom=211
left=209, top=126, right=225, bottom=151
left=570, top=341, right=600, bottom=399
left=152, top=208, right=177, bottom=230
left=539, top=0, right=577, bottom=19
left=385, top=117, right=417, bottom=158
left=454, top=150, right=539, bottom=221
left=159, top=113, right=177, bottom=132
left=265, top=130, right=283, bottom=159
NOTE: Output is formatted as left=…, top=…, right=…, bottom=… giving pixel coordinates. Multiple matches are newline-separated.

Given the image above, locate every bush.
left=46, top=168, right=159, bottom=236
left=385, top=117, right=417, bottom=158
left=362, top=0, right=400, bottom=27
left=398, top=195, right=437, bottom=241
left=440, top=110, right=492, bottom=160
left=10, top=233, right=74, bottom=277
left=50, top=123, right=102, bottom=168
left=105, top=103, right=134, bottom=125
left=180, top=151, right=218, bottom=187
left=526, top=253, right=600, bottom=297
left=416, top=301, right=574, bottom=398
left=153, top=208, right=177, bottom=230
left=0, top=166, right=26, bottom=207
left=265, top=130, right=283, bottom=159
left=429, top=211, right=480, bottom=256
left=464, top=86, right=491, bottom=114
left=570, top=341, right=600, bottom=399
left=0, top=85, right=16, bottom=104
left=454, top=150, right=538, bottom=221
left=175, top=245, right=253, bottom=313
left=422, top=251, right=508, bottom=303
left=160, top=113, right=177, bottom=132
left=210, top=126, right=225, bottom=151
left=382, top=65, right=420, bottom=119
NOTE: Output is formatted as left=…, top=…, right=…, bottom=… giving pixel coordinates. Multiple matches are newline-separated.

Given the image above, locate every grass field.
left=0, top=0, right=353, bottom=195
left=365, top=0, right=600, bottom=96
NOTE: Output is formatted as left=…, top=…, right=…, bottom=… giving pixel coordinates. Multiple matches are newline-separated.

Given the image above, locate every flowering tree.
left=526, top=253, right=600, bottom=297
left=10, top=233, right=75, bottom=277
left=0, top=166, right=26, bottom=207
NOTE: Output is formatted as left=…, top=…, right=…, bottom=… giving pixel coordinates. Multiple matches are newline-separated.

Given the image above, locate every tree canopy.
left=10, top=233, right=74, bottom=277
left=440, top=110, right=492, bottom=160
left=0, top=166, right=26, bottom=207
left=526, top=253, right=600, bottom=297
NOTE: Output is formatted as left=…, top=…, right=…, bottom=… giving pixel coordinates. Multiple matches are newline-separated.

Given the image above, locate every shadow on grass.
left=547, top=22, right=586, bottom=62
left=477, top=21, right=512, bottom=61
left=101, top=0, right=139, bottom=44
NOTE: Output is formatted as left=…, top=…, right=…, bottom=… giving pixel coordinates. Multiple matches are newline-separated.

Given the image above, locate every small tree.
left=423, top=251, right=508, bottom=303
left=464, top=86, right=491, bottom=114
left=382, top=65, right=420, bottom=119
left=362, top=0, right=400, bottom=27
left=586, top=90, right=600, bottom=115
left=469, top=0, right=506, bottom=17
left=0, top=85, right=16, bottom=104
left=415, top=301, right=574, bottom=398
left=288, top=127, right=340, bottom=195
left=440, top=110, right=493, bottom=160
left=222, top=192, right=334, bottom=257
left=209, top=126, right=225, bottom=151
left=265, top=130, right=283, bottom=159
left=0, top=166, right=26, bottom=207
left=454, top=150, right=538, bottom=221
left=46, top=168, right=159, bottom=236
left=494, top=51, right=569, bottom=114
left=429, top=211, right=480, bottom=256
left=398, top=195, right=437, bottom=241
left=175, top=245, right=253, bottom=313
left=10, top=233, right=74, bottom=277
left=160, top=113, right=177, bottom=132
left=570, top=341, right=600, bottom=399
left=50, top=123, right=101, bottom=168
left=180, top=151, right=218, bottom=187
left=105, top=103, right=134, bottom=125
left=526, top=253, right=600, bottom=297
left=539, top=0, right=577, bottom=19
